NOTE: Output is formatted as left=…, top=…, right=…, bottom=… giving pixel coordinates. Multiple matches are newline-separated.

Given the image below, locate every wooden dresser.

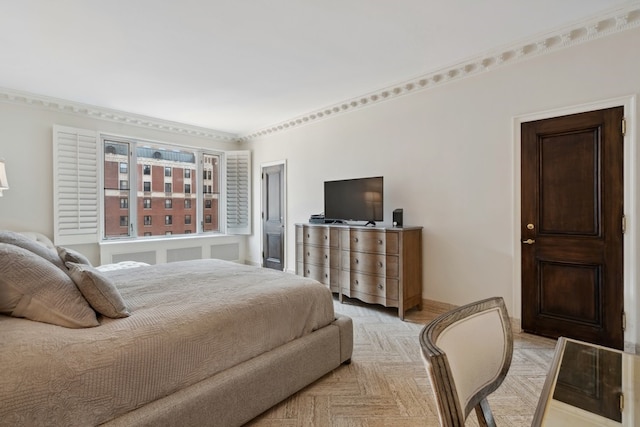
left=295, top=223, right=423, bottom=320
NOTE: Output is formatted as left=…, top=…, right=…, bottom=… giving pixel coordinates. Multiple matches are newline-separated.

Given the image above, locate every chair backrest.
left=420, top=297, right=513, bottom=427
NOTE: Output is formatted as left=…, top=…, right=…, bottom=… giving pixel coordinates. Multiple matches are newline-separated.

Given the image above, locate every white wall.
left=0, top=101, right=242, bottom=264
left=246, top=27, right=640, bottom=340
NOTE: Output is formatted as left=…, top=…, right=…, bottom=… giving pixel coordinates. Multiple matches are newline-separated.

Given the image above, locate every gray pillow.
left=0, top=230, right=66, bottom=271
left=57, top=245, right=92, bottom=267
left=0, top=243, right=99, bottom=328
left=66, top=262, right=130, bottom=318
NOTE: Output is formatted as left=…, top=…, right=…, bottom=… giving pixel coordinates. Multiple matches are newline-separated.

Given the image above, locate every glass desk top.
left=533, top=337, right=640, bottom=426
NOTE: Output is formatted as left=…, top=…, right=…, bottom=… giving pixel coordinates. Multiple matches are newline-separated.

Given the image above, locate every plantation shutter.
left=226, top=150, right=251, bottom=235
left=53, top=125, right=100, bottom=245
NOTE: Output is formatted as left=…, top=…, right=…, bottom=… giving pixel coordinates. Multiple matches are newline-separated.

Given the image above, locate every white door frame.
left=260, top=159, right=287, bottom=269
left=512, top=94, right=637, bottom=349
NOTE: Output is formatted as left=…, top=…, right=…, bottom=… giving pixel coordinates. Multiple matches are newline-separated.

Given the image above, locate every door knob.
left=522, top=239, right=535, bottom=244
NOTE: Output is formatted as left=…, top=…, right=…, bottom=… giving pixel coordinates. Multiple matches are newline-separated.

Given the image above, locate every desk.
left=533, top=337, right=640, bottom=426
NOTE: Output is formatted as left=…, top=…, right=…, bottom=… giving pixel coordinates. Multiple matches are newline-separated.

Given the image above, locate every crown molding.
left=239, top=2, right=640, bottom=141
left=0, top=88, right=239, bottom=143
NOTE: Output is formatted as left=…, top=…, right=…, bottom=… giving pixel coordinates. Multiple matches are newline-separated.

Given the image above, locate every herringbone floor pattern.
left=246, top=296, right=557, bottom=427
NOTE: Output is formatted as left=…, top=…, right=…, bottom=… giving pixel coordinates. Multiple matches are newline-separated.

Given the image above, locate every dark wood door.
left=521, top=107, right=624, bottom=349
left=262, top=164, right=285, bottom=270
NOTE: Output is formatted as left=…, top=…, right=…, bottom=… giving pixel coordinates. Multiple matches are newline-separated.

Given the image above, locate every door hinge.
left=622, top=215, right=627, bottom=234
left=622, top=311, right=627, bottom=331
left=622, top=118, right=626, bottom=137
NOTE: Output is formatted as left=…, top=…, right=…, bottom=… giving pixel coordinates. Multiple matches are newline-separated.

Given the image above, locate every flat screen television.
left=324, top=176, right=383, bottom=225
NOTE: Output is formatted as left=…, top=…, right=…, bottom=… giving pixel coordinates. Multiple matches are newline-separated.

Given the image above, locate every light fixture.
left=0, top=159, right=9, bottom=197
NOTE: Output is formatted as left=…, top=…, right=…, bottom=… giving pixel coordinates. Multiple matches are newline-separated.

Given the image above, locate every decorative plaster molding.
left=0, top=89, right=238, bottom=143
left=239, top=3, right=640, bottom=141
left=1, top=3, right=639, bottom=143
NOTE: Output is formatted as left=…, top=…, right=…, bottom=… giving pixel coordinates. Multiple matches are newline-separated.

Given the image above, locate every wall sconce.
left=0, top=159, right=9, bottom=197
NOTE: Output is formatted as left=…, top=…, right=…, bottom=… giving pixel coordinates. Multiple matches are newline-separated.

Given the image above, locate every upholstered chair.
left=420, top=297, right=513, bottom=427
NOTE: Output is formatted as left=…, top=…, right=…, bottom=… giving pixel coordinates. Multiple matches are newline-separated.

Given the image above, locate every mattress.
left=0, top=259, right=335, bottom=426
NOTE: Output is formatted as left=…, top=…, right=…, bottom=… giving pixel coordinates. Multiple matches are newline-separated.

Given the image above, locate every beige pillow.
left=0, top=243, right=99, bottom=328
left=66, top=262, right=130, bottom=318
left=0, top=230, right=66, bottom=271
left=57, top=245, right=92, bottom=267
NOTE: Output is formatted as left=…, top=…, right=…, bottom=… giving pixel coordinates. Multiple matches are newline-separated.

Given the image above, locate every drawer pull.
left=378, top=239, right=383, bottom=244
left=324, top=235, right=328, bottom=240
left=324, top=254, right=328, bottom=259
left=378, top=261, right=383, bottom=268
left=307, top=252, right=310, bottom=257
left=306, top=270, right=310, bottom=274
left=354, top=237, right=359, bottom=243
left=325, top=273, right=328, bottom=278
left=307, top=234, right=310, bottom=238
left=378, top=284, right=383, bottom=290
left=355, top=280, right=359, bottom=285
left=355, top=258, right=359, bottom=264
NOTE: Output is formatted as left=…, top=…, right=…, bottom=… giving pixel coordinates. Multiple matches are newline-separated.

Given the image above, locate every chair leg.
left=474, top=398, right=496, bottom=427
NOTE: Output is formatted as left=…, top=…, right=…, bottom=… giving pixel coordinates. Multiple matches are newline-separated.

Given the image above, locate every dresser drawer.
left=303, top=226, right=339, bottom=248
left=305, top=246, right=340, bottom=268
left=303, top=264, right=339, bottom=289
left=342, top=229, right=399, bottom=254
left=341, top=271, right=399, bottom=301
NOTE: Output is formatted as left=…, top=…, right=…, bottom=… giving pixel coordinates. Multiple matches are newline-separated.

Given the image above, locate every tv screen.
left=324, top=176, right=383, bottom=224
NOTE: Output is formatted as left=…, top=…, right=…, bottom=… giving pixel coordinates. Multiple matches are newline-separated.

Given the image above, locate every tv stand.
left=295, top=223, right=423, bottom=320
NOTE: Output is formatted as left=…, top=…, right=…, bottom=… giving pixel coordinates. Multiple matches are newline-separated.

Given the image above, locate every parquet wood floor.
left=246, top=296, right=557, bottom=427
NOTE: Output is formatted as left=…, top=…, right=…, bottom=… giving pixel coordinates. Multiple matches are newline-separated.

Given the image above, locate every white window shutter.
left=53, top=125, right=100, bottom=245
left=226, top=150, right=251, bottom=235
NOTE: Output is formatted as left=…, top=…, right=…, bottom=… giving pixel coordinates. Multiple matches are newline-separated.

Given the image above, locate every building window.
left=165, top=231, right=172, bottom=236
left=144, top=232, right=152, bottom=236
left=185, top=230, right=192, bottom=234
left=120, top=216, right=128, bottom=227
left=144, top=215, right=152, bottom=225
left=101, top=138, right=238, bottom=239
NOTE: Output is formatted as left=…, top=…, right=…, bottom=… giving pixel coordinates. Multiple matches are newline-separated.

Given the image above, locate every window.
left=165, top=167, right=172, bottom=177
left=205, top=199, right=212, bottom=209
left=165, top=215, right=172, bottom=225
left=119, top=162, right=128, bottom=173
left=120, top=216, right=128, bottom=226
left=144, top=215, right=152, bottom=225
left=185, top=215, right=191, bottom=225
left=144, top=232, right=152, bottom=236
left=185, top=230, right=192, bottom=234
left=81, top=132, right=251, bottom=241
left=205, top=214, right=212, bottom=224
left=165, top=199, right=172, bottom=209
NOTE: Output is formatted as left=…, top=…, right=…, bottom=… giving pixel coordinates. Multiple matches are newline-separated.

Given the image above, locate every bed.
left=0, top=231, right=353, bottom=426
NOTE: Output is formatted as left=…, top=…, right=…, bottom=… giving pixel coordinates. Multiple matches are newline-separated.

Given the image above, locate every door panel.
left=521, top=107, right=623, bottom=349
left=262, top=164, right=285, bottom=270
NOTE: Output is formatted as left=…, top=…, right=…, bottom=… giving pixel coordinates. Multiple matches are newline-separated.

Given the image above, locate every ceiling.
left=0, top=1, right=636, bottom=136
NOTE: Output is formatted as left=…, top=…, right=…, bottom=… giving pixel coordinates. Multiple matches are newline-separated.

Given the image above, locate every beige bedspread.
left=0, top=259, right=335, bottom=426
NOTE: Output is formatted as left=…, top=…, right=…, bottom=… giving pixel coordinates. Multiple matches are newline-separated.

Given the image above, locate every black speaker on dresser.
left=393, top=208, right=403, bottom=227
